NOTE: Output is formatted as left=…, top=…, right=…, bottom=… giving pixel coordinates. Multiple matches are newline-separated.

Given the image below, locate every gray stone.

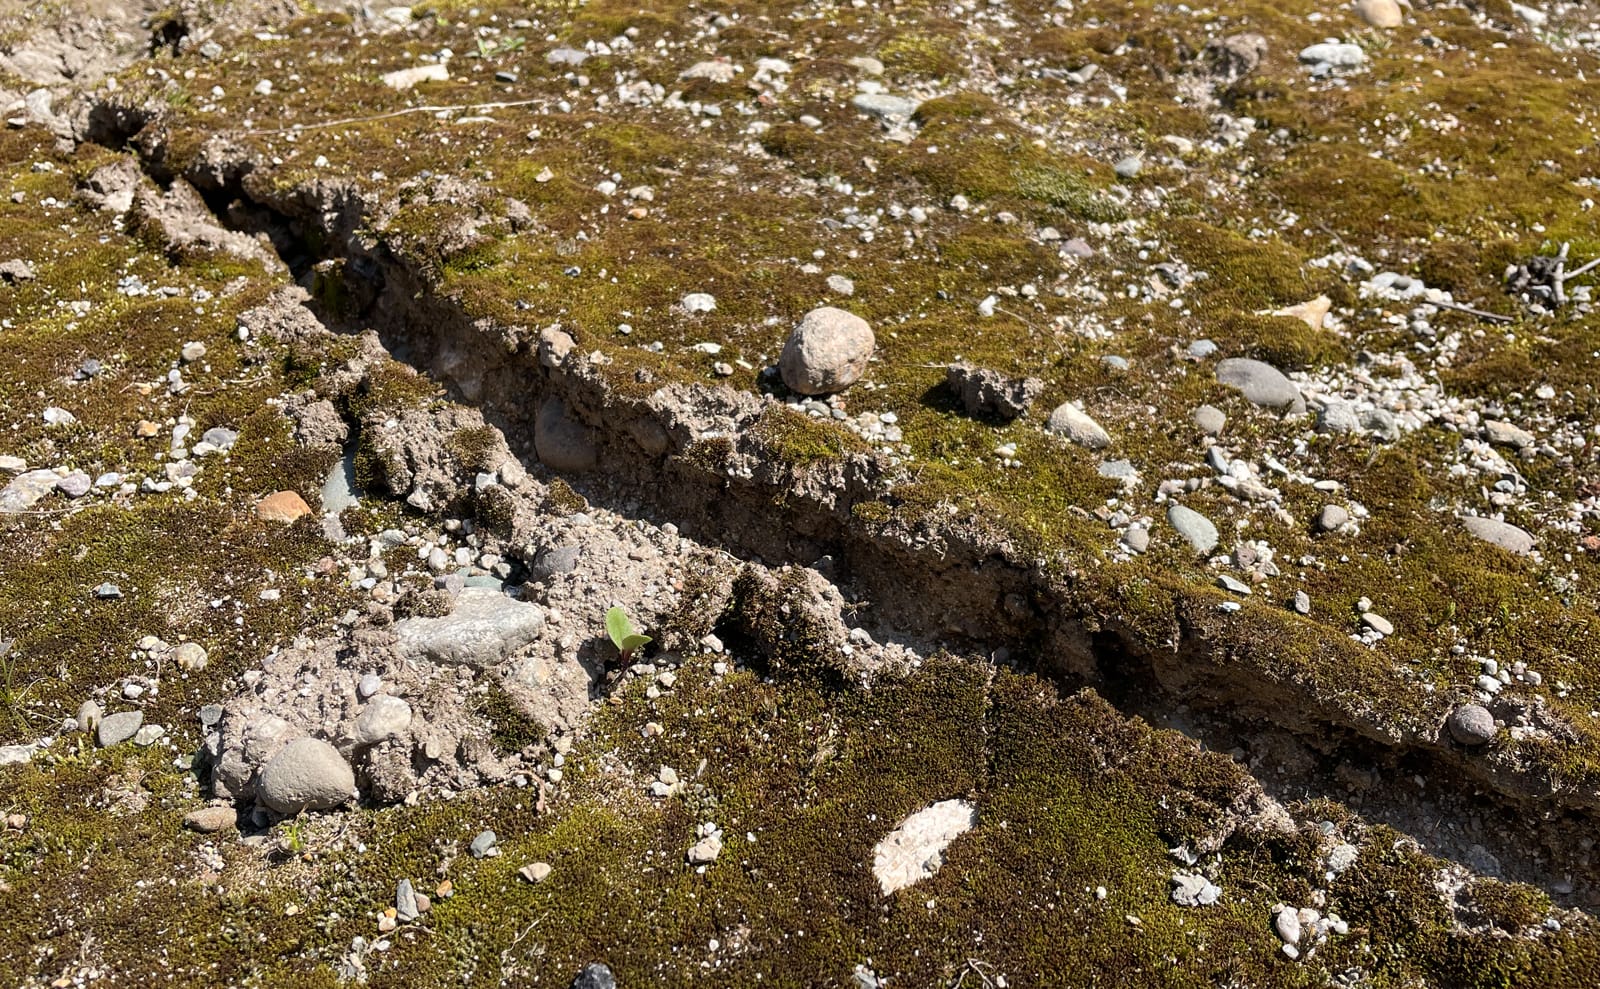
left=1292, top=590, right=1312, bottom=615
left=1123, top=526, right=1149, bottom=553
left=1113, top=154, right=1143, bottom=179
left=1187, top=339, right=1219, bottom=360
left=396, top=879, right=419, bottom=922
left=1461, top=516, right=1535, bottom=556
left=173, top=642, right=208, bottom=671
left=470, top=830, right=499, bottom=858
left=851, top=93, right=922, bottom=120
left=1317, top=505, right=1349, bottom=532
left=133, top=724, right=164, bottom=746
left=392, top=587, right=545, bottom=667
left=946, top=363, right=1042, bottom=421
left=547, top=46, right=588, bottom=66
left=1217, top=575, right=1251, bottom=595
left=320, top=450, right=360, bottom=514
left=1216, top=358, right=1302, bottom=412
left=1359, top=407, right=1400, bottom=442
left=1192, top=405, right=1226, bottom=435
left=0, top=469, right=60, bottom=513
left=687, top=833, right=723, bottom=865
left=76, top=699, right=102, bottom=733
left=1097, top=459, right=1138, bottom=483
left=780, top=307, right=875, bottom=395
left=572, top=963, right=617, bottom=989
left=0, top=744, right=35, bottom=767
left=535, top=397, right=597, bottom=472
left=257, top=738, right=357, bottom=813
left=1483, top=420, right=1534, bottom=449
left=96, top=710, right=143, bottom=747
left=354, top=695, right=412, bottom=746
left=1167, top=504, right=1219, bottom=555
left=1046, top=402, right=1111, bottom=449
left=93, top=583, right=122, bottom=599
left=1361, top=612, right=1394, bottom=636
left=199, top=704, right=224, bottom=727
left=357, top=673, right=383, bottom=700
left=1447, top=704, right=1496, bottom=746
left=201, top=426, right=239, bottom=451
left=55, top=472, right=91, bottom=498
left=183, top=805, right=237, bottom=833
left=1171, top=871, right=1221, bottom=907
left=1299, top=42, right=1366, bottom=69
left=1316, top=402, right=1361, bottom=435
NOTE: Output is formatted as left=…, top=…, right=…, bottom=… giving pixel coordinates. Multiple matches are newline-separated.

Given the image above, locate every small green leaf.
left=621, top=633, right=652, bottom=653
left=605, top=606, right=634, bottom=650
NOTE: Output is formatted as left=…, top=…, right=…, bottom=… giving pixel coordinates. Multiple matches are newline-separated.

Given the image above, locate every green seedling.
left=605, top=606, right=652, bottom=664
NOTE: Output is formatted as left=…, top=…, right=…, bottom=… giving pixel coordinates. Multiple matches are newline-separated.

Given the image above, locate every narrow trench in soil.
left=103, top=125, right=1600, bottom=912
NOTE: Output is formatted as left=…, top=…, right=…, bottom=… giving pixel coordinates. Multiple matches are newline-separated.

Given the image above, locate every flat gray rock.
left=1167, top=504, right=1219, bottom=555
left=1461, top=516, right=1534, bottom=556
left=96, top=710, right=143, bottom=747
left=0, top=468, right=60, bottom=513
left=392, top=587, right=545, bottom=667
left=1216, top=358, right=1302, bottom=412
left=851, top=93, right=921, bottom=120
left=1192, top=404, right=1226, bottom=435
left=257, top=737, right=356, bottom=813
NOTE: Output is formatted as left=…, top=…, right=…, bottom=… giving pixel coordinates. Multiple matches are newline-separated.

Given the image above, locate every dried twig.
left=1428, top=298, right=1514, bottom=325
left=246, top=98, right=550, bottom=136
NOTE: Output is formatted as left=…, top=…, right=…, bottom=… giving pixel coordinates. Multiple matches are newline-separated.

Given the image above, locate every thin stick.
left=1428, top=299, right=1514, bottom=324
left=246, top=98, right=550, bottom=136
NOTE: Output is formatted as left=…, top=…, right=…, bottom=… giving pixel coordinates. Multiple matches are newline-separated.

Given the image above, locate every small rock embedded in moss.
left=1192, top=405, right=1226, bottom=435
left=519, top=861, right=553, bottom=883
left=947, top=363, right=1043, bottom=421
left=96, top=710, right=142, bottom=747
left=1355, top=0, right=1404, bottom=28
left=1316, top=505, right=1349, bottom=532
left=1447, top=704, right=1497, bottom=746
left=871, top=799, right=977, bottom=894
left=1460, top=516, right=1535, bottom=556
left=1170, top=871, right=1221, bottom=906
left=779, top=307, right=875, bottom=396
left=1361, top=612, right=1394, bottom=636
left=1045, top=401, right=1111, bottom=449
left=1215, top=358, right=1303, bottom=414
left=1166, top=504, right=1218, bottom=555
left=257, top=490, right=312, bottom=523
left=183, top=805, right=237, bottom=833
left=470, top=830, right=499, bottom=858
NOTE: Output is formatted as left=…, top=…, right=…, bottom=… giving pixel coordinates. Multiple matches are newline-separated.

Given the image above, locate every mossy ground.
left=5, top=0, right=1600, bottom=983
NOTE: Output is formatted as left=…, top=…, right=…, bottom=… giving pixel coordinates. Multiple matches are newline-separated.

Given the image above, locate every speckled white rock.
left=353, top=695, right=413, bottom=746
left=871, top=799, right=977, bottom=894
left=779, top=307, right=875, bottom=395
